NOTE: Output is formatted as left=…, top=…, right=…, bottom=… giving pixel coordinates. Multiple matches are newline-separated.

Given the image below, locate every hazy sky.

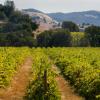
left=0, top=0, right=100, bottom=13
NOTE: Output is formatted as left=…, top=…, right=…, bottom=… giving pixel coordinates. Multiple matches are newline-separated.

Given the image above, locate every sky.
left=0, top=0, right=100, bottom=13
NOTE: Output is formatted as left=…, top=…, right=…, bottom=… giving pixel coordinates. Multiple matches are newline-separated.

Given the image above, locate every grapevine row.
left=25, top=48, right=60, bottom=100
left=0, top=47, right=30, bottom=88
left=46, top=48, right=100, bottom=100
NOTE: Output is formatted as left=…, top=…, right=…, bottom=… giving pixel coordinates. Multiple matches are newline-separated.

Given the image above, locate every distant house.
left=0, top=21, right=4, bottom=24
left=0, top=21, right=6, bottom=25
left=78, top=24, right=91, bottom=32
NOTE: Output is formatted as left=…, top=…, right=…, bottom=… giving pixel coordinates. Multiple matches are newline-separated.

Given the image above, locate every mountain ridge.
left=48, top=10, right=100, bottom=26
left=22, top=8, right=100, bottom=26
left=22, top=8, right=43, bottom=13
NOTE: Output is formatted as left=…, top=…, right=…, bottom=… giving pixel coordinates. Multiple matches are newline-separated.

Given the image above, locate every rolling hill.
left=48, top=10, right=100, bottom=26
left=22, top=9, right=59, bottom=32
left=22, top=9, right=100, bottom=28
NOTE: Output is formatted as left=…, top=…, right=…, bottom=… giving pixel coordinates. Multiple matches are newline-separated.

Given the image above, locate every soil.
left=0, top=57, right=32, bottom=100
left=52, top=66, right=84, bottom=100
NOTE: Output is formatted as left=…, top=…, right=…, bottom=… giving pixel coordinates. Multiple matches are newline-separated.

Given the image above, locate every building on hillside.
left=78, top=23, right=91, bottom=32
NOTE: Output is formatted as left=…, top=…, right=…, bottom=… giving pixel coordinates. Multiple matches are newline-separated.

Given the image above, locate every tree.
left=37, top=30, right=53, bottom=47
left=0, top=4, right=4, bottom=11
left=85, top=26, right=100, bottom=47
left=0, top=0, right=38, bottom=46
left=9, top=11, right=31, bottom=23
left=37, top=29, right=71, bottom=47
left=0, top=4, right=7, bottom=20
left=9, top=11, right=22, bottom=23
left=9, top=11, right=38, bottom=32
left=0, top=33, right=8, bottom=46
left=31, top=22, right=38, bottom=31
left=70, top=32, right=88, bottom=47
left=0, top=11, right=6, bottom=20
left=5, top=31, right=36, bottom=46
left=2, top=22, right=24, bottom=33
left=51, top=29, right=71, bottom=47
left=4, top=0, right=15, bottom=18
left=62, top=21, right=79, bottom=32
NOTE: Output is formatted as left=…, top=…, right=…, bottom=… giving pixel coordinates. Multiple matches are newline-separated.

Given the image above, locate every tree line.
left=37, top=22, right=100, bottom=47
left=0, top=0, right=38, bottom=46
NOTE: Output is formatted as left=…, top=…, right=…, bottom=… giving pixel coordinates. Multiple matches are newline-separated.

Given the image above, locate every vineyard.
left=0, top=47, right=30, bottom=88
left=0, top=47, right=100, bottom=100
left=47, top=48, right=100, bottom=100
left=25, top=48, right=60, bottom=100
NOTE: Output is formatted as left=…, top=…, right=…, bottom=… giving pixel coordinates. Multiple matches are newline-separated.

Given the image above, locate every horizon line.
left=21, top=8, right=100, bottom=13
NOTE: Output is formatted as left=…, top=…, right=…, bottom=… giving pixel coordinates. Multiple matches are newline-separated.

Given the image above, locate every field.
left=0, top=47, right=100, bottom=100
left=47, top=48, right=100, bottom=100
left=0, top=47, right=30, bottom=88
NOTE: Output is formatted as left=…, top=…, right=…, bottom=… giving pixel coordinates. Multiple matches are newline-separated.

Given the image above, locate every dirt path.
left=0, top=57, right=32, bottom=100
left=52, top=66, right=84, bottom=100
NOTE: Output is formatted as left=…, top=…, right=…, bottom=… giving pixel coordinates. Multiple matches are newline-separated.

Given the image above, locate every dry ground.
left=0, top=57, right=32, bottom=100
left=52, top=66, right=84, bottom=100
left=0, top=57, right=84, bottom=100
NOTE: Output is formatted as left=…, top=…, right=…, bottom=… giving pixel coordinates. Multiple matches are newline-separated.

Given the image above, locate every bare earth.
left=0, top=57, right=84, bottom=100
left=0, top=57, right=32, bottom=100
left=52, top=66, right=84, bottom=100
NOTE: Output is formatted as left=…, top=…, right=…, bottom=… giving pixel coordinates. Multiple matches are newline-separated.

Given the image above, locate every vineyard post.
left=43, top=69, right=48, bottom=99
left=44, top=69, right=48, bottom=92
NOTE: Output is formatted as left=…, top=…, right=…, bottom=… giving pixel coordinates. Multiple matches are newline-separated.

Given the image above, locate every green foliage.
left=0, top=47, right=99, bottom=100
left=9, top=11, right=21, bottom=24
left=0, top=0, right=38, bottom=46
left=31, top=22, right=38, bottom=31
left=47, top=48, right=100, bottom=100
left=0, top=47, right=30, bottom=88
left=0, top=30, right=37, bottom=46
left=71, top=32, right=88, bottom=47
left=37, top=30, right=53, bottom=47
left=9, top=11, right=38, bottom=31
left=85, top=26, right=100, bottom=47
left=4, top=0, right=15, bottom=18
left=51, top=29, right=71, bottom=47
left=37, top=29, right=71, bottom=47
left=0, top=11, right=6, bottom=20
left=62, top=21, right=79, bottom=32
left=25, top=48, right=60, bottom=100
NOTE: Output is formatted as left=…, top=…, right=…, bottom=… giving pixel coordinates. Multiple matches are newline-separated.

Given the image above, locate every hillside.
left=22, top=9, right=59, bottom=32
left=48, top=10, right=100, bottom=26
